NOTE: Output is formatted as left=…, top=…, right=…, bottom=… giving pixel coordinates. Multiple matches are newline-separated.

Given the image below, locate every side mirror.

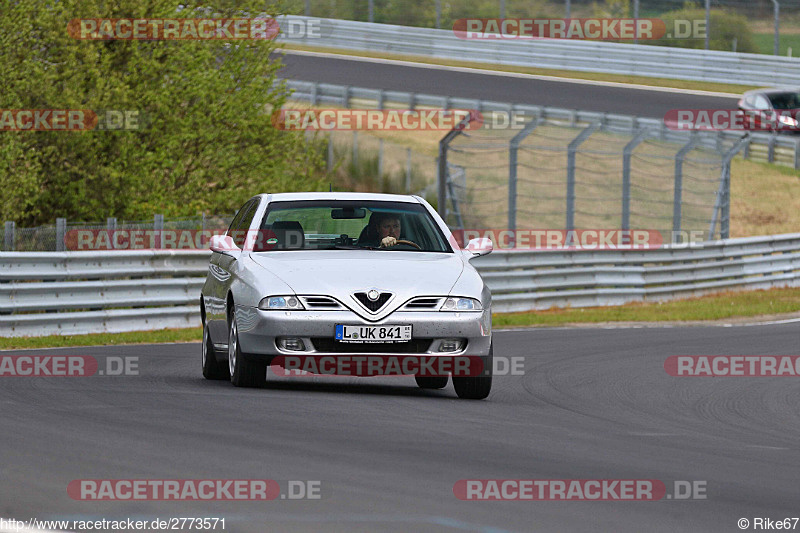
left=210, top=234, right=239, bottom=256
left=465, top=237, right=492, bottom=257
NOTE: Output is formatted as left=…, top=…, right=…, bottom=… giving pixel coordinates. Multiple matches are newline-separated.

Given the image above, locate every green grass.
left=752, top=32, right=800, bottom=57
left=0, top=327, right=202, bottom=350
left=2, top=287, right=800, bottom=348
left=493, top=287, right=800, bottom=328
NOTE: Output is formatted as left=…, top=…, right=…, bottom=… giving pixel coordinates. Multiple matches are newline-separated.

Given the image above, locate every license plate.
left=335, top=324, right=412, bottom=343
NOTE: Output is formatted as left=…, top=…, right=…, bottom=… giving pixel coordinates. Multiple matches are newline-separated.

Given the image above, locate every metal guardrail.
left=283, top=79, right=800, bottom=168
left=278, top=16, right=800, bottom=87
left=1, top=234, right=799, bottom=336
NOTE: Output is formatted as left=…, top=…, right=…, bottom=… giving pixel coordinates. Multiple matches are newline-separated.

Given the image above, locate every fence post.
left=327, top=133, right=334, bottom=170
left=304, top=0, right=310, bottom=16
left=352, top=131, right=358, bottom=167
left=566, top=123, right=599, bottom=231
left=107, top=217, right=117, bottom=250
left=437, top=114, right=473, bottom=220
left=633, top=0, right=640, bottom=44
left=406, top=148, right=412, bottom=193
left=378, top=139, right=384, bottom=177
left=673, top=134, right=699, bottom=242
left=622, top=129, right=650, bottom=231
left=435, top=0, right=441, bottom=29
left=508, top=116, right=540, bottom=234
left=4, top=221, right=14, bottom=251
left=56, top=217, right=66, bottom=252
left=154, top=214, right=164, bottom=249
left=368, top=0, right=374, bottom=23
left=709, top=135, right=750, bottom=240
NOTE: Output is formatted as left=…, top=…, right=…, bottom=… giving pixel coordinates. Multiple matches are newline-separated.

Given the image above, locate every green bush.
left=652, top=7, right=757, bottom=53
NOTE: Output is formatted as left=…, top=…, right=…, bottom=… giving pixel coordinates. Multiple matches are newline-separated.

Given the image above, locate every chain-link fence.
left=438, top=111, right=743, bottom=242
left=2, top=215, right=235, bottom=252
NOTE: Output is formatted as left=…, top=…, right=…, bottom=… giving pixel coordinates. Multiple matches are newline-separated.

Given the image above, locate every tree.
left=0, top=0, right=326, bottom=224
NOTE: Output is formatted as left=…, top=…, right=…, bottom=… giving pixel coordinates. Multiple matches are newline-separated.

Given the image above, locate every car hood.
left=249, top=250, right=465, bottom=321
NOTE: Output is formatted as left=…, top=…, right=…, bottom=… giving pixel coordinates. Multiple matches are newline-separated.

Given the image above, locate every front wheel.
left=202, top=323, right=229, bottom=380
left=452, top=343, right=492, bottom=400
left=228, top=314, right=267, bottom=388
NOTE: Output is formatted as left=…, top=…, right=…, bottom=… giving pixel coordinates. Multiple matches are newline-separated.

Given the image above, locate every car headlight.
left=440, top=297, right=482, bottom=312
left=778, top=114, right=799, bottom=127
left=258, top=295, right=305, bottom=310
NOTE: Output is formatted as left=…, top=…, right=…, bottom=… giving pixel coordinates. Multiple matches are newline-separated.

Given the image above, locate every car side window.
left=227, top=200, right=257, bottom=249
left=753, top=95, right=771, bottom=110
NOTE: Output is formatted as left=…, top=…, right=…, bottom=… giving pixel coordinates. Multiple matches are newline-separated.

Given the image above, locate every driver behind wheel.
left=359, top=212, right=403, bottom=248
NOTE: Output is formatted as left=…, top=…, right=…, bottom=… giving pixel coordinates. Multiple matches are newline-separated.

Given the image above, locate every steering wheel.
left=393, top=239, right=421, bottom=250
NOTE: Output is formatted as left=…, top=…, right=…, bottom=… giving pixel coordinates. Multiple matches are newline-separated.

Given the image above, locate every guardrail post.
left=768, top=133, right=777, bottom=163
left=709, top=135, right=750, bottom=240
left=508, top=116, right=540, bottom=234
left=4, top=221, right=14, bottom=251
left=342, top=85, right=350, bottom=108
left=795, top=137, right=800, bottom=169
left=304, top=0, right=310, bottom=16
left=435, top=0, right=441, bottom=29
left=368, top=0, right=374, bottom=23
left=566, top=122, right=600, bottom=231
left=438, top=113, right=474, bottom=220
left=154, top=214, right=164, bottom=250
left=377, top=89, right=384, bottom=110
left=56, top=218, right=66, bottom=252
left=352, top=131, right=358, bottom=166
left=409, top=92, right=416, bottom=111
left=622, top=129, right=651, bottom=231
left=673, top=134, right=699, bottom=242
left=310, top=82, right=318, bottom=106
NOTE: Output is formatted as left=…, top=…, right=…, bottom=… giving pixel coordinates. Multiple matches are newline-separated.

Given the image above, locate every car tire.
left=228, top=313, right=267, bottom=388
left=202, top=322, right=230, bottom=380
left=415, top=375, right=448, bottom=389
left=452, top=342, right=492, bottom=400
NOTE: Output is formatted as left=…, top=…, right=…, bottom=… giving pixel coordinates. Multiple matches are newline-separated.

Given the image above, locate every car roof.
left=743, top=87, right=800, bottom=97
left=259, top=192, right=422, bottom=203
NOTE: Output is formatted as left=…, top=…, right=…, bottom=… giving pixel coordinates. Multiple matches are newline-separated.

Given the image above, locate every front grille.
left=353, top=292, right=392, bottom=312
left=301, top=296, right=343, bottom=309
left=311, top=338, right=433, bottom=353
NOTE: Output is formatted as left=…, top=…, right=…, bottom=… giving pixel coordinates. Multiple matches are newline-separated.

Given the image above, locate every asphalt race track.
left=276, top=51, right=741, bottom=119
left=2, top=323, right=799, bottom=532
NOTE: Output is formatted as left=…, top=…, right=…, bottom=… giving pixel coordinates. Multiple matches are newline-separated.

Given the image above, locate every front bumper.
left=234, top=306, right=492, bottom=357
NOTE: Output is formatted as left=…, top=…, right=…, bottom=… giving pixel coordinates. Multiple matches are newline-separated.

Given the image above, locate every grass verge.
left=2, top=287, right=799, bottom=349
left=494, top=287, right=800, bottom=328
left=0, top=327, right=202, bottom=351
left=279, top=43, right=755, bottom=94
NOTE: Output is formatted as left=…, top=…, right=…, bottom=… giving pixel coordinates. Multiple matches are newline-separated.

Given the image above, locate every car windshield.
left=768, top=92, right=800, bottom=110
left=255, top=199, right=453, bottom=252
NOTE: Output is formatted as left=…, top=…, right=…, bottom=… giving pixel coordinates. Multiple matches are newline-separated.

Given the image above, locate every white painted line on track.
left=280, top=48, right=743, bottom=98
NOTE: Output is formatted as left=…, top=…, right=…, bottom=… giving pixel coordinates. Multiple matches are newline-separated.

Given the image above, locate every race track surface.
left=2, top=323, right=799, bottom=532
left=276, top=51, right=741, bottom=119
